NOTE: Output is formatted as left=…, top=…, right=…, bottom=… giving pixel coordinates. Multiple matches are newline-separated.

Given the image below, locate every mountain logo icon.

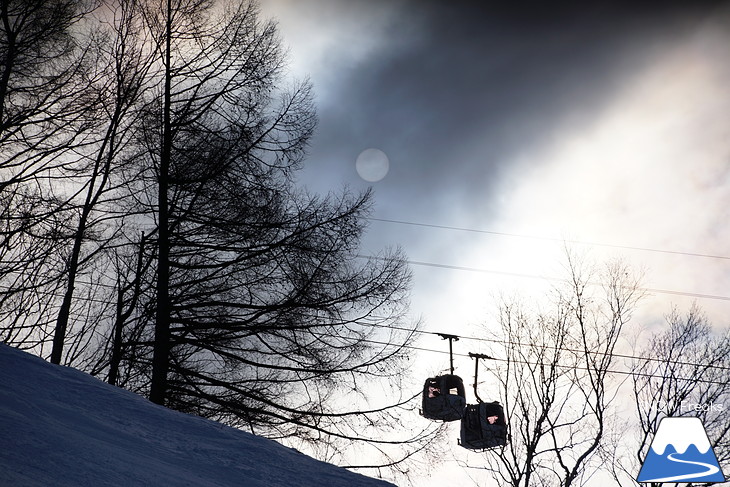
left=637, top=416, right=725, bottom=483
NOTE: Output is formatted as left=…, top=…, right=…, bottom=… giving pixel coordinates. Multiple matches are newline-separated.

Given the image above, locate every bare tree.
left=79, top=0, right=431, bottom=472
left=49, top=0, right=155, bottom=365
left=0, top=0, right=434, bottom=474
left=468, top=252, right=643, bottom=487
left=615, top=304, right=730, bottom=487
left=0, top=0, right=96, bottom=352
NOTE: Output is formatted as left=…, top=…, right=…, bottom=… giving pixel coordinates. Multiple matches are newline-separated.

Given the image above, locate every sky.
left=258, top=0, right=730, bottom=330
left=256, top=2, right=730, bottom=482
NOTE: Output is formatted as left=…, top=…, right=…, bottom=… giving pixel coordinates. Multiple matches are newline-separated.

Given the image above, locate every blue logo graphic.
left=637, top=417, right=725, bottom=483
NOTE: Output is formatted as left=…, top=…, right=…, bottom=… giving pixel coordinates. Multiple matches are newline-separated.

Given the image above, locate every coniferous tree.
left=0, top=0, right=96, bottom=352
left=121, top=0, right=425, bottom=467
left=0, top=0, right=431, bottom=472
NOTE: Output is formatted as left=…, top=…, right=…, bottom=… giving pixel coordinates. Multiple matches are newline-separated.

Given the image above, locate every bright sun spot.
left=356, top=148, right=390, bottom=182
left=473, top=30, right=730, bottom=324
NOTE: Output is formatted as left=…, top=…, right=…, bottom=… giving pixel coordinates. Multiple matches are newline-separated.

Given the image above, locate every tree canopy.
left=0, top=0, right=426, bottom=470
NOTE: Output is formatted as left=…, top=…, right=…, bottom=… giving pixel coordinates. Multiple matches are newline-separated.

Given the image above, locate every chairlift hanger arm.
left=468, top=352, right=495, bottom=403
left=437, top=333, right=460, bottom=375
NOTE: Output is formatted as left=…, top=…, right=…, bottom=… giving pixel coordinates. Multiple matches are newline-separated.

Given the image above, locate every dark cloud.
left=278, top=0, right=730, bottom=226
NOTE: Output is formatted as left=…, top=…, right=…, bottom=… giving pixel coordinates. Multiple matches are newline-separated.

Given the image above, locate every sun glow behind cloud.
left=457, top=15, right=730, bottom=329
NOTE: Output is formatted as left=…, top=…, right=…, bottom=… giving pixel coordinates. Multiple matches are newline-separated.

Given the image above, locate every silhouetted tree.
left=0, top=0, right=97, bottom=352
left=50, top=0, right=154, bottom=365
left=616, top=304, right=730, bottom=487
left=1, top=0, right=431, bottom=472
left=111, top=0, right=425, bottom=469
left=467, top=252, right=643, bottom=487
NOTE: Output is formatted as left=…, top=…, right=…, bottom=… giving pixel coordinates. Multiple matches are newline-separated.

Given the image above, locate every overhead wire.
left=353, top=216, right=730, bottom=382
left=50, top=212, right=730, bottom=383
left=357, top=318, right=730, bottom=372
left=357, top=255, right=730, bottom=302
left=351, top=334, right=729, bottom=386
left=352, top=317, right=730, bottom=380
left=63, top=273, right=730, bottom=373
left=366, top=217, right=730, bottom=262
left=362, top=216, right=730, bottom=301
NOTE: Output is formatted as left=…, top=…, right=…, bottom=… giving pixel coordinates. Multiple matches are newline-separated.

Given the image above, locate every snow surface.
left=650, top=417, right=712, bottom=455
left=0, top=344, right=395, bottom=487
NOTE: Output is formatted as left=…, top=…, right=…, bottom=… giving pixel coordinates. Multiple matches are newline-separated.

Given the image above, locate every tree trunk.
left=149, top=0, right=173, bottom=406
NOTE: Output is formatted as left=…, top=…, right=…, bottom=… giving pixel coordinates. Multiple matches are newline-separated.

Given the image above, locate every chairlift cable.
left=352, top=318, right=730, bottom=373
left=366, top=216, right=730, bottom=262
left=342, top=335, right=730, bottom=386
left=358, top=254, right=730, bottom=303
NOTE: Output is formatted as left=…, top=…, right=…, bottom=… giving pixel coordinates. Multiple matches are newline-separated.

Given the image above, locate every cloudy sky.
left=256, top=0, right=730, bottom=483
left=259, top=0, right=730, bottom=333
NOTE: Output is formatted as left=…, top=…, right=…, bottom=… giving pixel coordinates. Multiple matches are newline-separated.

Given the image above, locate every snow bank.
left=0, top=344, right=394, bottom=487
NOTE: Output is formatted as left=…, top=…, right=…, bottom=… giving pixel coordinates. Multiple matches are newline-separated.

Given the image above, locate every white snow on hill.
left=0, top=344, right=395, bottom=487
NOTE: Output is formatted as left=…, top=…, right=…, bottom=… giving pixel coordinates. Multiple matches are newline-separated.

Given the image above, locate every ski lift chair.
left=421, top=374, right=467, bottom=422
left=421, top=334, right=467, bottom=422
left=459, top=401, right=508, bottom=449
left=458, top=352, right=508, bottom=450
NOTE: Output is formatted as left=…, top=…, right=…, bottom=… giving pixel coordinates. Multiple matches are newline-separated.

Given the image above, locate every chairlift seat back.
left=421, top=374, right=466, bottom=422
left=460, top=401, right=507, bottom=449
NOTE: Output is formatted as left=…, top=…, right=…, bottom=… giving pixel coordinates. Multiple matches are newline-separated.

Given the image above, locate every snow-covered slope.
left=0, top=344, right=394, bottom=487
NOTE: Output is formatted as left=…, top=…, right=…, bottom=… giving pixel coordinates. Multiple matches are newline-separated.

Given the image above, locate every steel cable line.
left=347, top=335, right=730, bottom=387
left=350, top=318, right=730, bottom=374
left=357, top=254, right=730, bottom=302
left=66, top=273, right=730, bottom=373
left=67, top=305, right=729, bottom=387
left=366, top=217, right=730, bottom=261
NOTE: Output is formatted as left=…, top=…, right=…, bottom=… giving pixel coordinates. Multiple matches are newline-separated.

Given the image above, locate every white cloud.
left=260, top=0, right=407, bottom=94
left=486, top=14, right=730, bottom=325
